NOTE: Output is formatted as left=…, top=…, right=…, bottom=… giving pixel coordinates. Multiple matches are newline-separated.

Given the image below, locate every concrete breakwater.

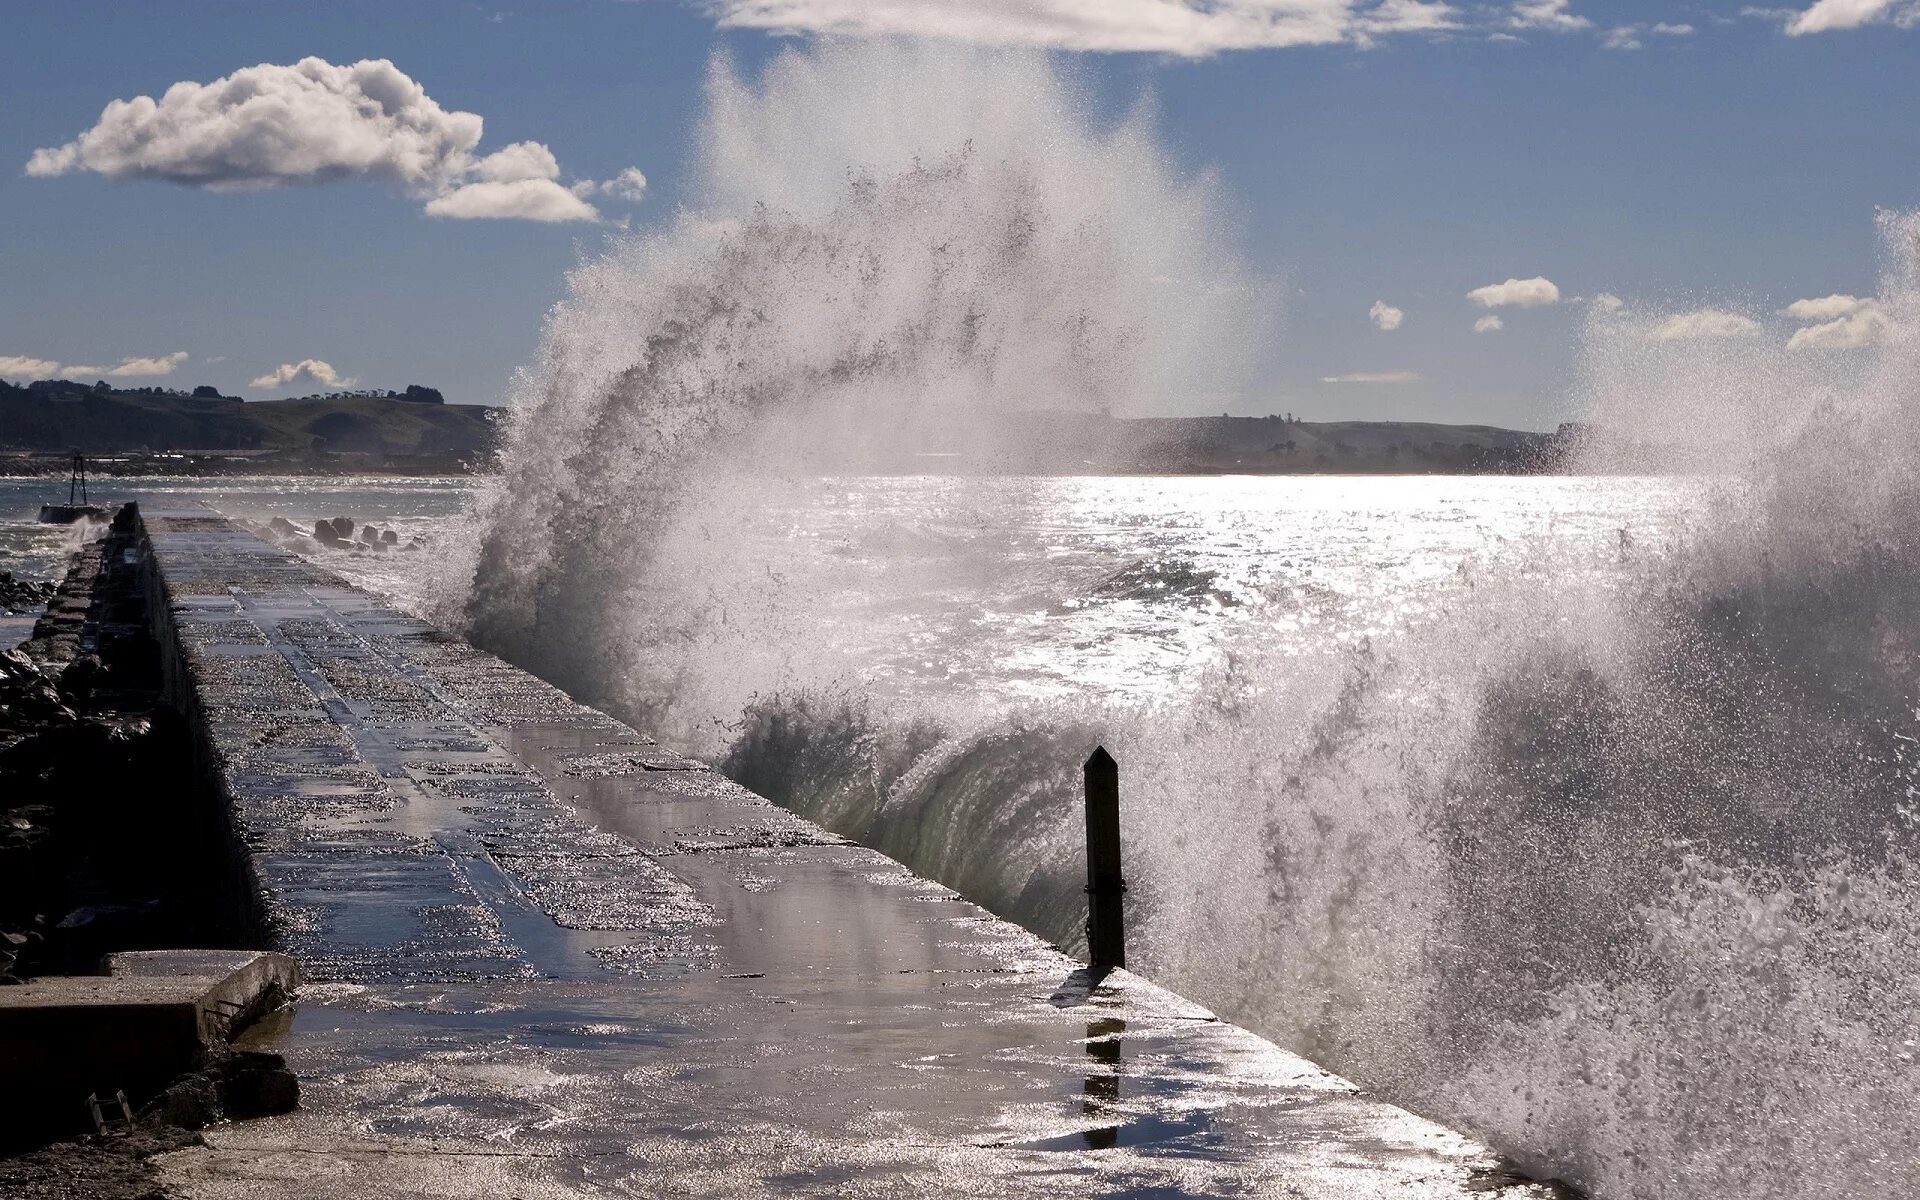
left=120, top=504, right=1557, bottom=1197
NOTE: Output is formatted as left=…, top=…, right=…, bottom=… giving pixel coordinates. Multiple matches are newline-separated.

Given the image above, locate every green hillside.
left=0, top=379, right=498, bottom=464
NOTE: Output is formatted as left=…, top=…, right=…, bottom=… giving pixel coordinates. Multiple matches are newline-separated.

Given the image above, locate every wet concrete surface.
left=142, top=507, right=1556, bottom=1197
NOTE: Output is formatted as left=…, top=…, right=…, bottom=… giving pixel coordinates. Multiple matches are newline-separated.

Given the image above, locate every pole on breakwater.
left=1084, top=746, right=1126, bottom=971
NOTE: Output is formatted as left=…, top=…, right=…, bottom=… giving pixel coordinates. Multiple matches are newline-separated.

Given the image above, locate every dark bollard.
left=1084, top=746, right=1126, bottom=970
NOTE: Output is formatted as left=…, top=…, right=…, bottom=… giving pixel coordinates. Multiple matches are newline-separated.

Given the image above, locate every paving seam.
left=226, top=584, right=558, bottom=977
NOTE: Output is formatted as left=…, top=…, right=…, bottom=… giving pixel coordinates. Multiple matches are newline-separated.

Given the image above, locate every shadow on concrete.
left=1046, top=965, right=1114, bottom=1008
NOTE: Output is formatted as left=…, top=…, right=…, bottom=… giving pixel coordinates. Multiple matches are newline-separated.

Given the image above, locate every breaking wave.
left=456, top=36, right=1920, bottom=1199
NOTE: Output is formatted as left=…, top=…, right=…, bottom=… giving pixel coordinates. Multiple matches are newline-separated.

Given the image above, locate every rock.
left=56, top=654, right=102, bottom=704
left=149, top=1075, right=220, bottom=1130
left=329, top=517, right=355, bottom=539
left=268, top=517, right=301, bottom=539
left=0, top=650, right=71, bottom=728
left=381, top=529, right=399, bottom=545
left=212, top=1050, right=299, bottom=1119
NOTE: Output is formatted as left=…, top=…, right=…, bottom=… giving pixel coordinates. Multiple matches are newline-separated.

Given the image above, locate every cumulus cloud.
left=711, top=0, right=1466, bottom=55
left=1509, top=0, right=1590, bottom=31
left=1589, top=292, right=1626, bottom=312
left=1784, top=294, right=1891, bottom=348
left=1648, top=309, right=1761, bottom=341
left=595, top=166, right=649, bottom=203
left=1, top=351, right=188, bottom=379
left=1468, top=276, right=1561, bottom=308
left=1782, top=0, right=1920, bottom=34
left=1783, top=293, right=1872, bottom=321
left=1369, top=300, right=1405, bottom=331
left=251, top=359, right=351, bottom=390
left=425, top=179, right=599, bottom=222
left=26, top=58, right=608, bottom=222
left=1474, top=314, right=1505, bottom=333
left=1321, top=369, right=1421, bottom=383
left=0, top=355, right=63, bottom=379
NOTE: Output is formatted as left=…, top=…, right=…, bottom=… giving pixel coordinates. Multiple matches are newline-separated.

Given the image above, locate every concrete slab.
left=137, top=507, right=1556, bottom=1198
left=0, top=951, right=299, bottom=1143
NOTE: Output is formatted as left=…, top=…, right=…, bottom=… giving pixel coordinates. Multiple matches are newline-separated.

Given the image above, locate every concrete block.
left=0, top=951, right=298, bottom=1144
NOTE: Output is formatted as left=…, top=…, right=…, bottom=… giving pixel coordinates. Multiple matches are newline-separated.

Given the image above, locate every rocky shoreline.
left=0, top=506, right=297, bottom=1198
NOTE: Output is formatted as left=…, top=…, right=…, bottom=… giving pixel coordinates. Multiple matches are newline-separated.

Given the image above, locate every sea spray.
left=458, top=37, right=1920, bottom=1198
left=460, top=40, right=1258, bottom=714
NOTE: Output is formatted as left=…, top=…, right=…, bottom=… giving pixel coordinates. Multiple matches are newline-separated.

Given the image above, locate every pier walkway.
left=139, top=507, right=1550, bottom=1198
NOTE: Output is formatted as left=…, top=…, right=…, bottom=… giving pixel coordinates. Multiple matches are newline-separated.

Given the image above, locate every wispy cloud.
left=26, top=58, right=637, bottom=223
left=1779, top=0, right=1920, bottom=34
left=1508, top=0, right=1590, bottom=32
left=1321, top=369, right=1421, bottom=383
left=711, top=0, right=1466, bottom=56
left=1474, top=314, right=1505, bottom=333
left=1, top=351, right=188, bottom=379
left=1648, top=309, right=1761, bottom=341
left=1602, top=20, right=1693, bottom=48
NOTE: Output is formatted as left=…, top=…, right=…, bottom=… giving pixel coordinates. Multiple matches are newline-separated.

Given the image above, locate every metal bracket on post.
left=1084, top=746, right=1126, bottom=971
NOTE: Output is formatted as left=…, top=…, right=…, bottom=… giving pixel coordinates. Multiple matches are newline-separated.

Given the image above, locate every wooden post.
left=1084, top=746, right=1125, bottom=970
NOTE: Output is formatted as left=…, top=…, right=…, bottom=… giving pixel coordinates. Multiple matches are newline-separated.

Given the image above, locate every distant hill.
left=0, top=379, right=498, bottom=470
left=0, top=379, right=1571, bottom=476
left=1115, top=415, right=1561, bottom=474
left=939, top=412, right=1568, bottom=475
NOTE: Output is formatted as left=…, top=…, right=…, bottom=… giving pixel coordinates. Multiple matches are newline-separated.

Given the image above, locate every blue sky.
left=2, top=1, right=1917, bottom=429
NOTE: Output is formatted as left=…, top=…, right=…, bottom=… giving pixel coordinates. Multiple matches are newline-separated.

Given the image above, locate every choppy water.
left=12, top=35, right=1920, bottom=1197
left=443, top=37, right=1920, bottom=1199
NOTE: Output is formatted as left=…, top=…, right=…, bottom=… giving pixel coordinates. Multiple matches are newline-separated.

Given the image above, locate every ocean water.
left=444, top=38, right=1920, bottom=1199
left=11, top=36, right=1920, bottom=1197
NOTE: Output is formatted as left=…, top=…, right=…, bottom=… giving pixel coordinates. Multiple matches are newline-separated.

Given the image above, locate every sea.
left=10, top=32, right=1920, bottom=1197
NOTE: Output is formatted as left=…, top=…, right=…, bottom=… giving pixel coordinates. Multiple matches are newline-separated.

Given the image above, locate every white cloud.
left=1648, top=309, right=1761, bottom=341
left=711, top=0, right=1465, bottom=55
left=27, top=58, right=607, bottom=222
left=1589, top=292, right=1626, bottom=312
left=1783, top=295, right=1891, bottom=348
left=1468, top=276, right=1561, bottom=308
left=1783, top=0, right=1920, bottom=34
left=1603, top=25, right=1644, bottom=47
left=425, top=178, right=600, bottom=222
left=1, top=351, right=188, bottom=379
left=1321, top=369, right=1421, bottom=383
left=570, top=166, right=649, bottom=206
left=251, top=359, right=352, bottom=390
left=1782, top=293, right=1873, bottom=321
left=1652, top=22, right=1695, bottom=34
left=1369, top=300, right=1405, bottom=331
left=104, top=351, right=189, bottom=377
left=1509, top=0, right=1590, bottom=31
left=597, top=166, right=649, bottom=204
left=1474, top=314, right=1505, bottom=333
left=1789, top=310, right=1891, bottom=348
left=0, top=355, right=63, bottom=379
